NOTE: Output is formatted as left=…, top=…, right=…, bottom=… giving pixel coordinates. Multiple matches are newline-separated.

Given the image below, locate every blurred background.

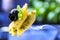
left=29, top=0, right=60, bottom=24
left=0, top=0, right=60, bottom=40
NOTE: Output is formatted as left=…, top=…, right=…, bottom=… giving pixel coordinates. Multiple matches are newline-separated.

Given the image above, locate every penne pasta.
left=17, top=10, right=36, bottom=36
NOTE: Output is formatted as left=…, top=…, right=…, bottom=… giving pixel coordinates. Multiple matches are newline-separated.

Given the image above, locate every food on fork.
left=9, top=3, right=36, bottom=37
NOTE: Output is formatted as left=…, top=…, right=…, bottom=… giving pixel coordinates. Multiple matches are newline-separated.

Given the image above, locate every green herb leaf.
left=17, top=5, right=22, bottom=20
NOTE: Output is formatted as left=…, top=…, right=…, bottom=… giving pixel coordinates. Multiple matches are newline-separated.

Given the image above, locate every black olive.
left=9, top=9, right=18, bottom=21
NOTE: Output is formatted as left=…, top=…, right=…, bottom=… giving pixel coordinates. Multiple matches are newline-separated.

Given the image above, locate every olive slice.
left=9, top=9, right=18, bottom=21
